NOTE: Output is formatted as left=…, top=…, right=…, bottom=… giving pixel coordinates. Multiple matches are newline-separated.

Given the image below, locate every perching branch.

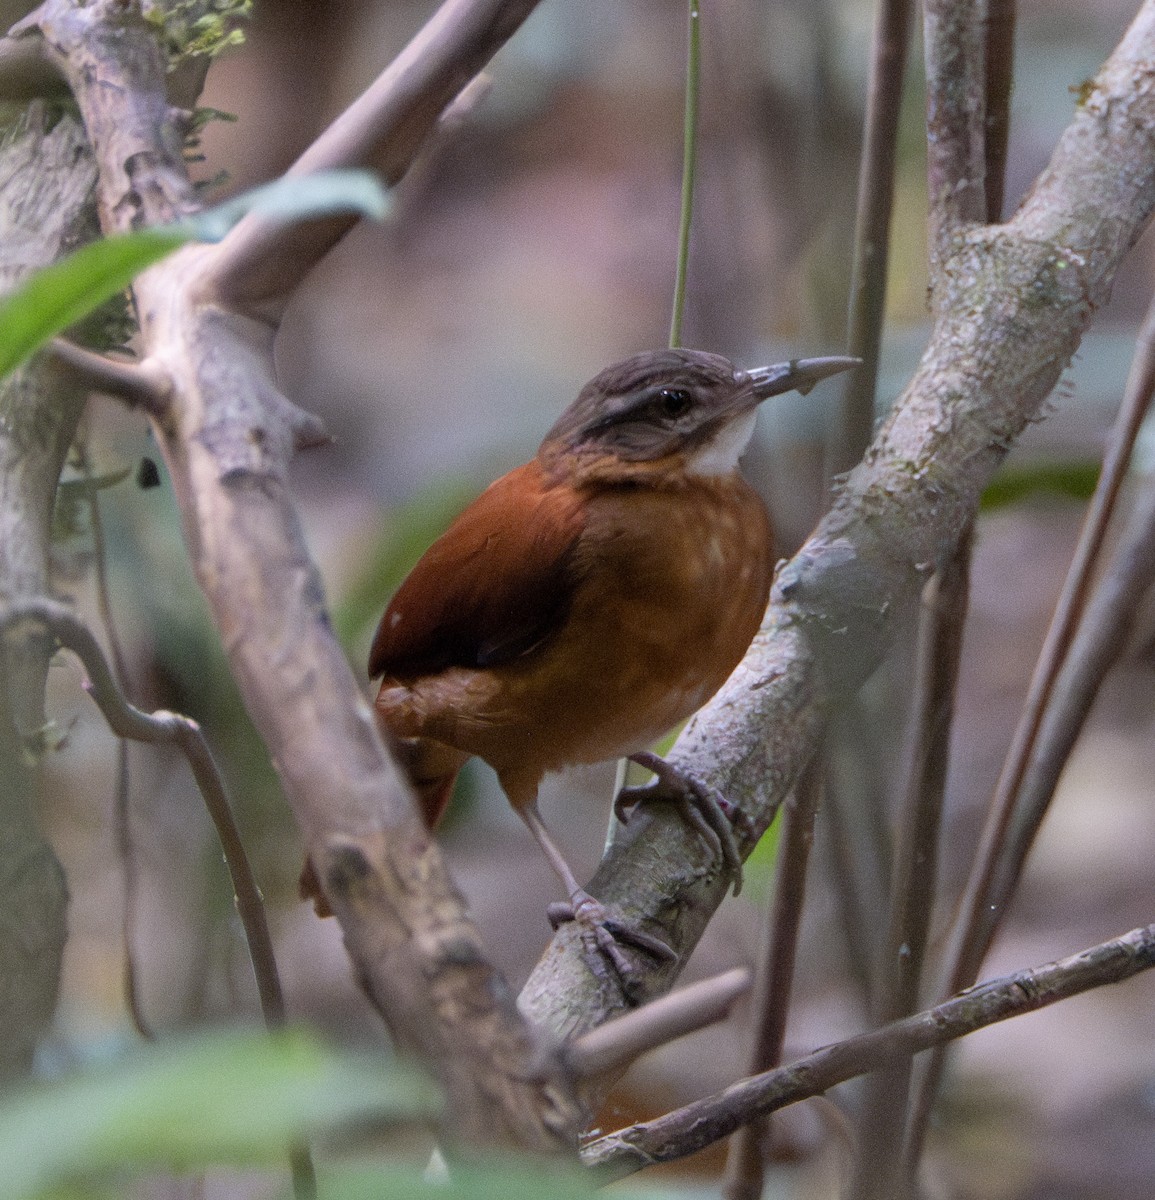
left=582, top=923, right=1155, bottom=1179
left=522, top=0, right=1155, bottom=1038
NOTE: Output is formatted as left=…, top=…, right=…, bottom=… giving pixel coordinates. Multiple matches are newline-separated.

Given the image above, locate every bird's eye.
left=657, top=387, right=692, bottom=418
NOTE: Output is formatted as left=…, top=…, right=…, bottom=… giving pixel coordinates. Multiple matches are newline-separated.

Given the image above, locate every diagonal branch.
left=582, top=923, right=1155, bottom=1178
left=522, top=0, right=1155, bottom=1040
left=18, top=0, right=580, bottom=1155
left=203, top=0, right=545, bottom=315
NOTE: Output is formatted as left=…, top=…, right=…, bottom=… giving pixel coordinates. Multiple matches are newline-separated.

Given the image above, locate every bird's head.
left=538, top=348, right=858, bottom=485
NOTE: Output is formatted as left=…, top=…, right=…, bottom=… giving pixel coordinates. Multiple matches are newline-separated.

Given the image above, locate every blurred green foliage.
left=980, top=458, right=1100, bottom=510
left=0, top=1028, right=436, bottom=1199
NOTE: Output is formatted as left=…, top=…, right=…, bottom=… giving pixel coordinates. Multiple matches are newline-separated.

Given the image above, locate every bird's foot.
left=547, top=890, right=677, bottom=1002
left=615, top=751, right=750, bottom=895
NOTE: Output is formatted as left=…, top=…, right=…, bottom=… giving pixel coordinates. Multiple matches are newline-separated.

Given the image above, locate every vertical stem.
left=721, top=757, right=822, bottom=1200
left=845, top=531, right=971, bottom=1200
left=669, top=0, right=701, bottom=349
left=983, top=0, right=1017, bottom=222
left=829, top=0, right=914, bottom=477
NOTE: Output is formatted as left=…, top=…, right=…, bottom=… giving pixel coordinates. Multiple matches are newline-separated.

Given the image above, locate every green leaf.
left=0, top=169, right=390, bottom=380
left=0, top=1028, right=437, bottom=1199
left=181, top=168, right=391, bottom=242
left=0, top=228, right=189, bottom=380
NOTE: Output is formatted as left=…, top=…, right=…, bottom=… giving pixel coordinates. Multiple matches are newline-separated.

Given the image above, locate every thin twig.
left=983, top=0, right=1017, bottom=223
left=831, top=0, right=914, bottom=477
left=896, top=2, right=1018, bottom=1178
left=582, top=923, right=1155, bottom=1179
left=0, top=600, right=287, bottom=1029
left=567, top=968, right=750, bottom=1080
left=721, top=757, right=822, bottom=1200
left=668, top=0, right=700, bottom=350
left=845, top=530, right=971, bottom=1200
left=76, top=433, right=155, bottom=1041
left=48, top=340, right=171, bottom=415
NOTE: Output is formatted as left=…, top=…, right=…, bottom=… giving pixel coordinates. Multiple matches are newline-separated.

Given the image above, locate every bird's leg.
left=518, top=803, right=676, bottom=997
left=616, top=751, right=748, bottom=895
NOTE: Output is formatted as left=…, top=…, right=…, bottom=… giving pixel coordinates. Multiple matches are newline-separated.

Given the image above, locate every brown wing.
left=368, top=460, right=586, bottom=679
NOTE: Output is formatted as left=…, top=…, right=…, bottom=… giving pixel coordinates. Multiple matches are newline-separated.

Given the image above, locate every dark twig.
left=0, top=600, right=287, bottom=1029
left=831, top=0, right=915, bottom=477
left=583, top=924, right=1155, bottom=1179
left=668, top=0, right=700, bottom=350
left=722, top=757, right=822, bottom=1200
left=76, top=434, right=155, bottom=1042
left=983, top=0, right=1017, bottom=222
left=846, top=531, right=971, bottom=1200
left=897, top=1, right=1019, bottom=1177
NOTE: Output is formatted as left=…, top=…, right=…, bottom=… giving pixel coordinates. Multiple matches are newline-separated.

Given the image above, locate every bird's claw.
left=547, top=892, right=677, bottom=1002
left=616, top=751, right=748, bottom=895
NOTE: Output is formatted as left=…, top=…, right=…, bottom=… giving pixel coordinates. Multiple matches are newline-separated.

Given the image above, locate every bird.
left=324, top=349, right=856, bottom=982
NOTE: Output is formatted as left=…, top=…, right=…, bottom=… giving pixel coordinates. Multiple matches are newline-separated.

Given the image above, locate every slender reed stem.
left=721, top=758, right=822, bottom=1200
left=669, top=0, right=700, bottom=349
left=845, top=530, right=971, bottom=1200
left=830, top=0, right=914, bottom=477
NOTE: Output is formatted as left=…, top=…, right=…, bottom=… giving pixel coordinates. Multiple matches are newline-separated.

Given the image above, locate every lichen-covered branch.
left=0, top=100, right=100, bottom=1079
left=521, top=0, right=1155, bottom=1039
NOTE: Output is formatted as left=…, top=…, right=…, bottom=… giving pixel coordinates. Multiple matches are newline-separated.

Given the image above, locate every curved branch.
left=0, top=600, right=288, bottom=1029
left=522, top=0, right=1155, bottom=1039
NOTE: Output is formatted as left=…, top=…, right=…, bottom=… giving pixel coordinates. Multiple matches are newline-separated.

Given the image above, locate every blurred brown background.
left=37, top=1, right=1155, bottom=1196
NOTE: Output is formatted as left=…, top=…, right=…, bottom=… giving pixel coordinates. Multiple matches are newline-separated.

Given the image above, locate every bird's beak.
left=744, top=356, right=861, bottom=400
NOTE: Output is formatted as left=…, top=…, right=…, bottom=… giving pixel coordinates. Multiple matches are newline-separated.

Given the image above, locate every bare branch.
left=17, top=1, right=198, bottom=230
left=522, top=0, right=1155, bottom=1040
left=924, top=0, right=988, bottom=278
left=48, top=340, right=171, bottom=414
left=203, top=0, right=546, bottom=315
left=583, top=924, right=1155, bottom=1179
left=566, top=968, right=750, bottom=1081
left=25, top=0, right=582, bottom=1153
left=0, top=99, right=98, bottom=1080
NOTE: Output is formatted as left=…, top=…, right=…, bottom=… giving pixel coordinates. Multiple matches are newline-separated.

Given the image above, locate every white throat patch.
left=685, top=410, right=758, bottom=476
